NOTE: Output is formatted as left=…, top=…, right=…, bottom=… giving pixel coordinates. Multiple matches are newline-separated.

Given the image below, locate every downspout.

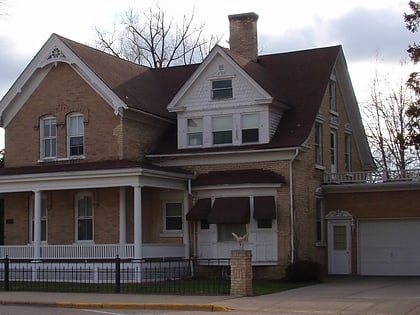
left=289, top=148, right=300, bottom=264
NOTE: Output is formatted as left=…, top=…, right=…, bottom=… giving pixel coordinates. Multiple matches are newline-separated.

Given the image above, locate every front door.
left=328, top=220, right=351, bottom=274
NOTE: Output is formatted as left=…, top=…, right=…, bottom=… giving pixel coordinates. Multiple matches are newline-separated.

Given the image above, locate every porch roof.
left=0, top=160, right=193, bottom=193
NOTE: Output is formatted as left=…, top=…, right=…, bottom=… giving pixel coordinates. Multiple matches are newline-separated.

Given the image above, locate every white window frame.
left=162, top=201, right=183, bottom=236
left=329, top=80, right=337, bottom=113
left=212, top=115, right=233, bottom=145
left=241, top=113, right=259, bottom=144
left=40, top=116, right=57, bottom=160
left=29, top=194, right=48, bottom=243
left=211, top=79, right=233, bottom=100
left=330, top=129, right=338, bottom=173
left=187, top=118, right=203, bottom=147
left=345, top=133, right=352, bottom=172
left=315, top=123, right=323, bottom=166
left=67, top=113, right=84, bottom=158
left=75, top=192, right=94, bottom=242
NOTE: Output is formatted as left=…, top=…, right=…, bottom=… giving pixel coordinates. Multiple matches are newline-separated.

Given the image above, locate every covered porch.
left=0, top=160, right=193, bottom=261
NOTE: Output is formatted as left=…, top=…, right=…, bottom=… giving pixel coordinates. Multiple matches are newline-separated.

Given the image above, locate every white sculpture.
left=231, top=232, right=249, bottom=249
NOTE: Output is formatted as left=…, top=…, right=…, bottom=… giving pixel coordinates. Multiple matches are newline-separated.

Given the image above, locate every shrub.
left=285, top=260, right=322, bottom=282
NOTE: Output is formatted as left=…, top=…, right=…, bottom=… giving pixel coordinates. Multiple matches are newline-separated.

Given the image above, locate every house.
left=0, top=12, right=418, bottom=278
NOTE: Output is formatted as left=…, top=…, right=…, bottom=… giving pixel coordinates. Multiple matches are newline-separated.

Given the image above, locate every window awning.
left=207, top=197, right=250, bottom=224
left=253, top=196, right=276, bottom=220
left=186, top=198, right=211, bottom=221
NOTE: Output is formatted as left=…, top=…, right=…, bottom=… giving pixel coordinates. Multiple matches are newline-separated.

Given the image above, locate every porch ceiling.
left=0, top=160, right=193, bottom=192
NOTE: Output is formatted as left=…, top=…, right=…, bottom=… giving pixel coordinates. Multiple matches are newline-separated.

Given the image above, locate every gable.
left=0, top=34, right=128, bottom=129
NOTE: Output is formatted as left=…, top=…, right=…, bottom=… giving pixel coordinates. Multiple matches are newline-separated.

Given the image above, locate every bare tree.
left=94, top=5, right=221, bottom=68
left=404, top=1, right=420, bottom=148
left=362, top=63, right=420, bottom=175
left=0, top=0, right=8, bottom=17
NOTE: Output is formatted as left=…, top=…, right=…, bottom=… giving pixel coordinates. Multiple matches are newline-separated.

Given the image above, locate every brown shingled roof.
left=58, top=35, right=199, bottom=120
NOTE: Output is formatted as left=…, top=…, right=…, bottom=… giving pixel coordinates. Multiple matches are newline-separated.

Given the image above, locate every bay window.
left=212, top=116, right=233, bottom=145
left=241, top=113, right=259, bottom=143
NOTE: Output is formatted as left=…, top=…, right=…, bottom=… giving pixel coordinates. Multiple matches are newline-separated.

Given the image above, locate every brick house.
left=0, top=12, right=418, bottom=277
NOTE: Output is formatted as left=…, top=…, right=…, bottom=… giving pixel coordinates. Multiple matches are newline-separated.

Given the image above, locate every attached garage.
left=359, top=219, right=420, bottom=276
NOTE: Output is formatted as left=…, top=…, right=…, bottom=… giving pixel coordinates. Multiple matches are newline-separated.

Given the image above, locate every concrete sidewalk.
left=0, top=277, right=420, bottom=314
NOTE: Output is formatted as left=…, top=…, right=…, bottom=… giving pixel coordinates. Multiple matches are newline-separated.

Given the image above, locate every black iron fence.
left=0, top=256, right=230, bottom=294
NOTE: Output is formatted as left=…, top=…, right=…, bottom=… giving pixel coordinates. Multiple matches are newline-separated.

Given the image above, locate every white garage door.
left=359, top=220, right=420, bottom=275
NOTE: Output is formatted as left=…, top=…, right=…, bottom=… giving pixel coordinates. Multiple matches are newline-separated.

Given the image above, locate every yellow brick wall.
left=3, top=192, right=31, bottom=245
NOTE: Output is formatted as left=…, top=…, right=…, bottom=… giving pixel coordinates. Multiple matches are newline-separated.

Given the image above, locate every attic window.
left=211, top=79, right=232, bottom=99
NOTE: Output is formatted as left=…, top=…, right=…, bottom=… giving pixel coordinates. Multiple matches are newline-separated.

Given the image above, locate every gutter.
left=289, top=148, right=300, bottom=264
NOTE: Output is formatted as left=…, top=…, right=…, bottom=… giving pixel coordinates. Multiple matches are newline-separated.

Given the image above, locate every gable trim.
left=0, top=34, right=128, bottom=128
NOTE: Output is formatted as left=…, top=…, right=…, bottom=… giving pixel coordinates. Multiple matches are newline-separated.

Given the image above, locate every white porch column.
left=119, top=187, right=127, bottom=257
left=33, top=190, right=42, bottom=261
left=183, top=191, right=190, bottom=258
left=133, top=185, right=143, bottom=260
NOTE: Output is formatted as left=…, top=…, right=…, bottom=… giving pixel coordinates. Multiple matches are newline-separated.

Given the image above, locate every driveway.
left=222, top=276, right=420, bottom=314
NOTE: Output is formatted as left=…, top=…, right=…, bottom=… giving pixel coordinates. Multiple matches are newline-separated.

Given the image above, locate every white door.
left=328, top=220, right=351, bottom=274
left=359, top=219, right=420, bottom=275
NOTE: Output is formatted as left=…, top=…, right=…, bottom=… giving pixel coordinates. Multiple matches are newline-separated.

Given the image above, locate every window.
left=31, top=195, right=48, bottom=242
left=241, top=113, right=259, bottom=143
left=345, top=134, right=352, bottom=172
left=76, top=193, right=93, bottom=241
left=40, top=116, right=57, bottom=159
left=316, top=198, right=323, bottom=243
left=211, top=79, right=233, bottom=99
left=165, top=202, right=183, bottom=231
left=330, top=130, right=337, bottom=173
left=218, top=223, right=246, bottom=242
left=187, top=118, right=203, bottom=146
left=68, top=113, right=84, bottom=157
left=329, top=81, right=336, bottom=112
left=257, top=219, right=272, bottom=229
left=315, top=123, right=323, bottom=165
left=212, top=116, right=232, bottom=144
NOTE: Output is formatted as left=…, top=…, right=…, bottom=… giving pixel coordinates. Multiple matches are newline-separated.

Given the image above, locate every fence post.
left=4, top=255, right=9, bottom=291
left=115, top=255, right=121, bottom=293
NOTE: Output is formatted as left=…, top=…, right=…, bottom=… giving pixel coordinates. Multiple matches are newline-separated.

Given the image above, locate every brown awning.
left=186, top=198, right=211, bottom=221
left=207, top=197, right=250, bottom=224
left=253, top=196, right=276, bottom=220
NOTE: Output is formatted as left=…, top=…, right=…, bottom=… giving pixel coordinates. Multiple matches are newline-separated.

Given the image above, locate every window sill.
left=160, top=232, right=183, bottom=238
left=38, top=156, right=85, bottom=163
left=315, top=241, right=326, bottom=248
left=315, top=164, right=325, bottom=171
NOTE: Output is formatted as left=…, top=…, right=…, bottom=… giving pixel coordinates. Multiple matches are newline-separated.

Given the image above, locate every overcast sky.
left=0, top=0, right=417, bottom=148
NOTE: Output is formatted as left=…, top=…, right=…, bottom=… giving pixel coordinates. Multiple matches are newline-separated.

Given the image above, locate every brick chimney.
left=228, top=12, right=259, bottom=60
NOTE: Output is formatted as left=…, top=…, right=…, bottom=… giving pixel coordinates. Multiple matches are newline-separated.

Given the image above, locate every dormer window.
left=241, top=113, right=259, bottom=143
left=211, top=79, right=233, bottom=99
left=212, top=116, right=233, bottom=145
left=187, top=118, right=203, bottom=146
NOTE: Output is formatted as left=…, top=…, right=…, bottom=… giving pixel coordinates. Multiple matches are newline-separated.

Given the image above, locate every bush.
left=285, top=260, right=322, bottom=282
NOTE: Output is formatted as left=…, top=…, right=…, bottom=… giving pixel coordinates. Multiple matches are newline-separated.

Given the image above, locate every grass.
left=1, top=279, right=308, bottom=295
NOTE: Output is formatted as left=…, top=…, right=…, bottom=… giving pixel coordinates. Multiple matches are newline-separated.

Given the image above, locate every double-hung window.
left=345, top=134, right=352, bottom=172
left=329, top=81, right=337, bottom=112
left=76, top=193, right=93, bottom=241
left=330, top=130, right=338, bottom=173
left=241, top=113, right=259, bottom=143
left=187, top=118, right=203, bottom=146
left=212, top=116, right=232, bottom=145
left=40, top=116, right=57, bottom=159
left=164, top=202, right=183, bottom=232
left=68, top=113, right=84, bottom=157
left=315, top=123, right=323, bottom=165
left=211, top=79, right=233, bottom=99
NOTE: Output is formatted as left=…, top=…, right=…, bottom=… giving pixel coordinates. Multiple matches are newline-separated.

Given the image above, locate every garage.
left=359, top=219, right=420, bottom=275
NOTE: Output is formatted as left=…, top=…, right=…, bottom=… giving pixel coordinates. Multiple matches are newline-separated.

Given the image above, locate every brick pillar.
left=230, top=250, right=253, bottom=296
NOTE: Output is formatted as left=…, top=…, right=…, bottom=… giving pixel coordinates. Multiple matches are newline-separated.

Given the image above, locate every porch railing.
left=0, top=243, right=185, bottom=260
left=323, top=169, right=420, bottom=184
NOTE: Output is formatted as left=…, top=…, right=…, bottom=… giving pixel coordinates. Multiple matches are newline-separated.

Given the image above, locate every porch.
left=0, top=243, right=185, bottom=260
